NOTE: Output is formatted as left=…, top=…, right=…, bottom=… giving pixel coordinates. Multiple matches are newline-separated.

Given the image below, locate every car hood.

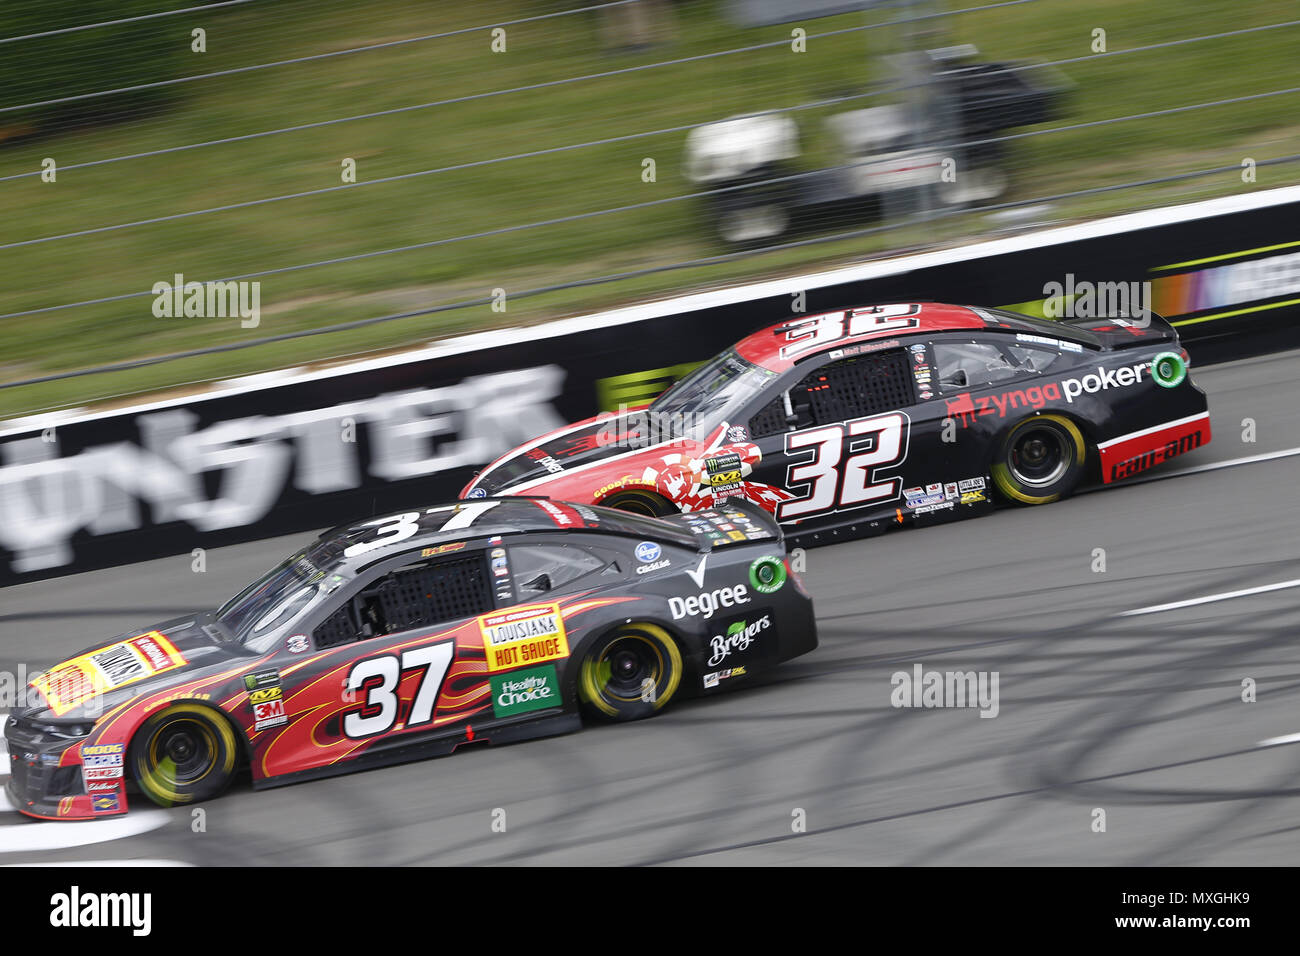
left=18, top=613, right=244, bottom=722
left=468, top=409, right=703, bottom=496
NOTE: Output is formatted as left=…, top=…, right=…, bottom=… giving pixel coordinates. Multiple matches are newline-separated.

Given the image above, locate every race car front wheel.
left=991, top=414, right=1087, bottom=505
left=130, top=704, right=239, bottom=808
left=578, top=623, right=683, bottom=722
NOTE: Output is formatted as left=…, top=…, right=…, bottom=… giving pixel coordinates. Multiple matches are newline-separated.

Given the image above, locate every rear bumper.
left=1098, top=411, right=1212, bottom=483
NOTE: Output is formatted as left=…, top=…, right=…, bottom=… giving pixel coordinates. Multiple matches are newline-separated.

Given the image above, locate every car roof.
left=733, top=302, right=1098, bottom=372
left=318, top=497, right=697, bottom=570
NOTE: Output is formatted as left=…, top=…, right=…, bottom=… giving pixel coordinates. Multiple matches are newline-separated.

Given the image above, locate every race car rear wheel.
left=130, top=704, right=239, bottom=808
left=578, top=623, right=683, bottom=722
left=602, top=490, right=676, bottom=518
left=991, top=414, right=1087, bottom=505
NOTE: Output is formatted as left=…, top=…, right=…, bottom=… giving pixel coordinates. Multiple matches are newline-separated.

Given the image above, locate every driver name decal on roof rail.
left=533, top=499, right=584, bottom=528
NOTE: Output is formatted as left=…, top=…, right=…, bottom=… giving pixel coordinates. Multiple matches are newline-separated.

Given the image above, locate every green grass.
left=0, top=0, right=1297, bottom=418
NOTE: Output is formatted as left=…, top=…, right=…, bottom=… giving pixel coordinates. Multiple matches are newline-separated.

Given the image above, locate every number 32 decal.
left=777, top=412, right=909, bottom=521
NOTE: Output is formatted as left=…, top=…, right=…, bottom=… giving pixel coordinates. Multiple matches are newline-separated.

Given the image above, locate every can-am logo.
left=707, top=614, right=770, bottom=667
left=669, top=584, right=749, bottom=620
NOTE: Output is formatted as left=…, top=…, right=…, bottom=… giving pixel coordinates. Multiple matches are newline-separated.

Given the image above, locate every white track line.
left=5, top=859, right=192, bottom=867
left=1258, top=732, right=1300, bottom=748
left=0, top=714, right=175, bottom=849
left=1119, top=579, right=1300, bottom=617
left=0, top=813, right=171, bottom=853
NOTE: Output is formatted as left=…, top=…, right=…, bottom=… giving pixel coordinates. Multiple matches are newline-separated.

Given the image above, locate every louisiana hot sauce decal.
left=478, top=604, right=570, bottom=673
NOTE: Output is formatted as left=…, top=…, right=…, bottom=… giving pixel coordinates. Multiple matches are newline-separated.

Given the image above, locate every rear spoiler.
left=721, top=496, right=785, bottom=542
left=658, top=496, right=785, bottom=549
left=1061, top=312, right=1178, bottom=350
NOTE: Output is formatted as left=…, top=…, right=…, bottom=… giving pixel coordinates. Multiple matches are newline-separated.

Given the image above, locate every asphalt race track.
left=3, top=349, right=1300, bottom=866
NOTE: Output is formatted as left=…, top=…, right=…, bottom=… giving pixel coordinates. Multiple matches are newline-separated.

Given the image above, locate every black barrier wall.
left=2, top=193, right=1297, bottom=584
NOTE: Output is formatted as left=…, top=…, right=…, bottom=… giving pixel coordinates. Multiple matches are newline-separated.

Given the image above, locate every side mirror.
left=523, top=573, right=552, bottom=593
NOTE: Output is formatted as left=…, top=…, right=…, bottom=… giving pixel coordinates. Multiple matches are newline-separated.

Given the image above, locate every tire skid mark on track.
left=384, top=704, right=891, bottom=866
left=386, top=731, right=617, bottom=866
left=460, top=705, right=930, bottom=866
left=634, top=742, right=1292, bottom=866
left=1017, top=585, right=1300, bottom=864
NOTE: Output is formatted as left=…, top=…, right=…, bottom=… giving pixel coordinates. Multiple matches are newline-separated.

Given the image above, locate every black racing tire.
left=601, top=490, right=676, bottom=518
left=990, top=414, right=1088, bottom=505
left=578, top=623, right=684, bottom=722
left=129, top=704, right=239, bottom=808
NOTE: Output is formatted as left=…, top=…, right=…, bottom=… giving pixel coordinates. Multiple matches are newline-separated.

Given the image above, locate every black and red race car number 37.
left=777, top=412, right=911, bottom=521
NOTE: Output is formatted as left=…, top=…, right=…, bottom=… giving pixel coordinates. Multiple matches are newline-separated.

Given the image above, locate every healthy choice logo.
left=490, top=665, right=560, bottom=718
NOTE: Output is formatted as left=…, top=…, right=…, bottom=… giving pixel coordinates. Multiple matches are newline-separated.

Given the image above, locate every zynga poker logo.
left=479, top=604, right=570, bottom=672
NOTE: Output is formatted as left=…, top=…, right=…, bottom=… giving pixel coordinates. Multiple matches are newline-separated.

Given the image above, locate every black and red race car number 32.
left=777, top=412, right=910, bottom=521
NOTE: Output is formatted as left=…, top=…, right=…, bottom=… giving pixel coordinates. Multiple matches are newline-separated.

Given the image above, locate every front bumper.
left=4, top=713, right=126, bottom=820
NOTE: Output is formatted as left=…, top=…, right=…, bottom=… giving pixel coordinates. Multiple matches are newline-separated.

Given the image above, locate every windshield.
left=217, top=544, right=345, bottom=646
left=650, top=349, right=775, bottom=436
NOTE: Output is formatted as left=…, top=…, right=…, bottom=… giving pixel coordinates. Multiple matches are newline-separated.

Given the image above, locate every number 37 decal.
left=343, top=642, right=456, bottom=740
left=777, top=412, right=910, bottom=521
